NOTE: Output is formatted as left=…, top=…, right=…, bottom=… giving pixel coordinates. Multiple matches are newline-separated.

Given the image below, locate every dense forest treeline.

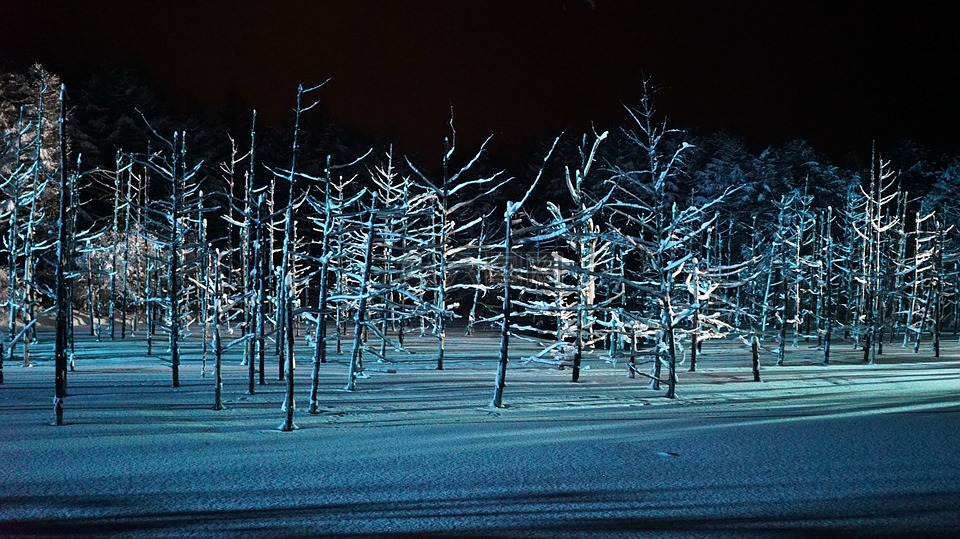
left=3, top=63, right=959, bottom=425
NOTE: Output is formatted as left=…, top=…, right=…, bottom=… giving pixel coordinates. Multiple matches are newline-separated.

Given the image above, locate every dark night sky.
left=5, top=1, right=960, bottom=165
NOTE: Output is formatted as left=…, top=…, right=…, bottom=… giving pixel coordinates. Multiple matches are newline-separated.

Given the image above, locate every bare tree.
left=344, top=191, right=378, bottom=391
left=53, top=84, right=70, bottom=425
left=853, top=151, right=899, bottom=364
left=135, top=126, right=204, bottom=388
left=407, top=114, right=507, bottom=370
left=608, top=82, right=731, bottom=398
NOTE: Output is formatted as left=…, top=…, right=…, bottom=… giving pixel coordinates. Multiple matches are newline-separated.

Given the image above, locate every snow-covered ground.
left=2, top=329, right=960, bottom=537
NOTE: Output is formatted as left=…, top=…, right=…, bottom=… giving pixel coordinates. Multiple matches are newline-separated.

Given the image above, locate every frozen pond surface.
left=2, top=331, right=959, bottom=537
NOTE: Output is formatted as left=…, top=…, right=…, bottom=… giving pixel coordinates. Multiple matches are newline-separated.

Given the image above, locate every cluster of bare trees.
left=3, top=69, right=960, bottom=428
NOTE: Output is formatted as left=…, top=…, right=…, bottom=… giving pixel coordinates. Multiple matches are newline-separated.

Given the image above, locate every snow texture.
left=2, top=328, right=960, bottom=537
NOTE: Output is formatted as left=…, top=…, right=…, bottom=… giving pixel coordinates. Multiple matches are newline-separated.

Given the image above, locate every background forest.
left=3, top=63, right=960, bottom=425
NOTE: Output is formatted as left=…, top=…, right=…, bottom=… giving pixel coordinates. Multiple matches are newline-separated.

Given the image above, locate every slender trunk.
left=276, top=87, right=306, bottom=381
left=168, top=132, right=183, bottom=388
left=914, top=284, right=933, bottom=354
left=429, top=141, right=450, bottom=370
left=793, top=218, right=803, bottom=347
left=145, top=247, right=154, bottom=355
left=649, top=330, right=662, bottom=391
left=572, top=236, right=584, bottom=382
left=877, top=302, right=885, bottom=355
left=345, top=193, right=378, bottom=391
left=199, top=215, right=209, bottom=378
left=903, top=230, right=920, bottom=348
left=760, top=253, right=774, bottom=334
left=213, top=254, right=224, bottom=411
left=776, top=253, right=787, bottom=366
left=689, top=259, right=701, bottom=372
left=751, top=335, right=762, bottom=382
left=119, top=164, right=133, bottom=339
left=109, top=154, right=121, bottom=340
left=310, top=172, right=334, bottom=413
left=309, top=262, right=330, bottom=413
left=934, top=225, right=944, bottom=358
left=279, top=274, right=297, bottom=431
left=378, top=209, right=394, bottom=363
left=491, top=209, right=512, bottom=409
left=823, top=207, right=834, bottom=365
left=277, top=271, right=286, bottom=381
left=466, top=233, right=484, bottom=336
left=257, top=195, right=267, bottom=387
left=54, top=84, right=70, bottom=425
left=86, top=254, right=96, bottom=336
left=664, top=300, right=678, bottom=399
left=243, top=110, right=257, bottom=372
left=246, top=198, right=259, bottom=395
left=335, top=277, right=343, bottom=354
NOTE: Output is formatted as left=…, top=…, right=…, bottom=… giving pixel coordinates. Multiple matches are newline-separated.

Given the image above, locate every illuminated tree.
left=608, top=81, right=733, bottom=398
left=135, top=126, right=203, bottom=388
left=491, top=136, right=610, bottom=407
left=53, top=84, right=71, bottom=424
left=407, top=115, right=508, bottom=370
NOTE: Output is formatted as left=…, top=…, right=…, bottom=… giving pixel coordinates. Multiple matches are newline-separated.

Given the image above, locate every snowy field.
left=2, top=328, right=960, bottom=537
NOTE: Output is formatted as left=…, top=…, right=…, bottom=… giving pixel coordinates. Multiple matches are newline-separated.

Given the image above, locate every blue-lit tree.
left=608, top=81, right=735, bottom=398
left=134, top=126, right=204, bottom=388
left=407, top=115, right=508, bottom=370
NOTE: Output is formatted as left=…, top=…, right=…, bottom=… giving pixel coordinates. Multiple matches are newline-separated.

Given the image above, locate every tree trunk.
left=345, top=193, right=378, bottom=391
left=689, top=259, right=701, bottom=372
left=309, top=178, right=333, bottom=414
left=54, top=84, right=70, bottom=425
left=168, top=132, right=183, bottom=388
left=751, top=335, right=762, bottom=382
left=776, top=260, right=787, bottom=366
left=145, top=248, right=154, bottom=354
left=664, top=301, right=678, bottom=399
left=914, top=284, right=933, bottom=354
left=934, top=225, right=944, bottom=358
left=109, top=154, right=121, bottom=340
left=86, top=255, right=97, bottom=337
left=822, top=207, right=833, bottom=365
left=279, top=274, right=297, bottom=431
left=649, top=329, right=662, bottom=391
left=257, top=194, right=268, bottom=387
left=491, top=209, right=512, bottom=409
left=213, top=254, right=224, bottom=411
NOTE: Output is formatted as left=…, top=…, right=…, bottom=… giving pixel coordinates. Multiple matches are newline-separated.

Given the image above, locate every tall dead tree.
left=562, top=131, right=609, bottom=381
left=1, top=108, right=32, bottom=379
left=489, top=138, right=559, bottom=408
left=820, top=206, right=838, bottom=364
left=608, top=82, right=731, bottom=398
left=211, top=249, right=225, bottom=411
left=136, top=126, right=203, bottom=388
left=854, top=151, right=899, bottom=365
left=53, top=84, right=71, bottom=425
left=5, top=78, right=54, bottom=369
left=344, top=191, right=378, bottom=391
left=274, top=82, right=328, bottom=383
left=301, top=155, right=368, bottom=410
left=407, top=115, right=507, bottom=370
left=489, top=133, right=614, bottom=407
